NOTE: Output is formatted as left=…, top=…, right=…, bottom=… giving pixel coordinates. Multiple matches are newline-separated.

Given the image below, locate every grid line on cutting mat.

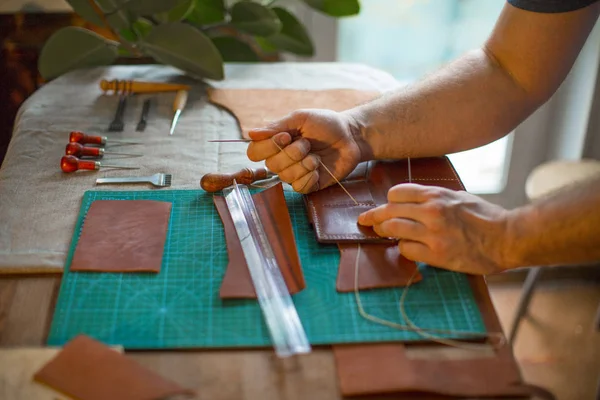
left=47, top=188, right=486, bottom=349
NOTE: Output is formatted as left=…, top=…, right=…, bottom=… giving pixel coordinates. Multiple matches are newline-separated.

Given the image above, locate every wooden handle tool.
left=200, top=167, right=273, bottom=192
left=100, top=79, right=191, bottom=94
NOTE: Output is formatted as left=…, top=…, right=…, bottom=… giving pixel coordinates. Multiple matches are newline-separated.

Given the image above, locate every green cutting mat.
left=47, top=188, right=486, bottom=349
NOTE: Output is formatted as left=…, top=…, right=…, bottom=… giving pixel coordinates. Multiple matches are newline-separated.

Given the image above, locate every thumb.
left=248, top=111, right=307, bottom=140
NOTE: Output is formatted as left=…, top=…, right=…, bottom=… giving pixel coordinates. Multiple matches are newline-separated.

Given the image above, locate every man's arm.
left=506, top=175, right=600, bottom=268
left=247, top=2, right=600, bottom=193
left=348, top=2, right=600, bottom=161
left=357, top=174, right=600, bottom=275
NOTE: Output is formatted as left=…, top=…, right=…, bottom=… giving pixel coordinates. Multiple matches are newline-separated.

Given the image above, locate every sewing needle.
left=207, top=139, right=252, bottom=142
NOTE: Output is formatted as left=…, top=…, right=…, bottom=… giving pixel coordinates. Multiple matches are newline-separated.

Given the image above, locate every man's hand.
left=246, top=109, right=367, bottom=194
left=357, top=184, right=512, bottom=275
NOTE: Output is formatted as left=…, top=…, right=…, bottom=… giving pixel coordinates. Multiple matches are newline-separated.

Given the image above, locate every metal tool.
left=69, top=131, right=142, bottom=146
left=136, top=98, right=151, bottom=132
left=200, top=167, right=274, bottom=192
left=65, top=143, right=142, bottom=158
left=60, top=155, right=139, bottom=173
left=223, top=180, right=311, bottom=358
left=108, top=94, right=127, bottom=132
left=208, top=139, right=252, bottom=143
left=169, top=90, right=188, bottom=135
left=96, top=173, right=172, bottom=187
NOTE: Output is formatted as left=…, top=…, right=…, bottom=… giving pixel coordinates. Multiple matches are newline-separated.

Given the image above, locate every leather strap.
left=214, top=183, right=305, bottom=299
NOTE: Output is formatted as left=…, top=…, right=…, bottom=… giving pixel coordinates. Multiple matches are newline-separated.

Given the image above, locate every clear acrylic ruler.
left=223, top=180, right=311, bottom=357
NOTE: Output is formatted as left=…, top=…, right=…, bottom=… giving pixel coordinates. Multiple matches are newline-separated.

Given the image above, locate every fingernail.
left=274, top=135, right=291, bottom=147
left=250, top=128, right=272, bottom=133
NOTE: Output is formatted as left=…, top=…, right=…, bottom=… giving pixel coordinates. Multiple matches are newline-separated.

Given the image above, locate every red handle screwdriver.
left=69, top=131, right=142, bottom=146
left=60, top=155, right=140, bottom=173
left=65, top=143, right=142, bottom=158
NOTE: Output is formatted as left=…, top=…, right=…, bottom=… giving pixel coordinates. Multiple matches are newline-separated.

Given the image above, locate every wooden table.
left=0, top=63, right=523, bottom=399
left=0, top=273, right=511, bottom=399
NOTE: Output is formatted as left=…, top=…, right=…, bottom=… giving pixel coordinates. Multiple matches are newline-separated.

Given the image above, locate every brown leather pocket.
left=336, top=243, right=422, bottom=291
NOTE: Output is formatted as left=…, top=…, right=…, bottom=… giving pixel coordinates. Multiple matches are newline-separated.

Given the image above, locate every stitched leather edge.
left=443, top=156, right=467, bottom=191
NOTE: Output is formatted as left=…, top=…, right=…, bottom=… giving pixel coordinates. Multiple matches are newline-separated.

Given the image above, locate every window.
left=336, top=0, right=508, bottom=193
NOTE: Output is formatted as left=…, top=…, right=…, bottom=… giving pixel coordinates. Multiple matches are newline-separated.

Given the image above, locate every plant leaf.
left=38, top=26, right=119, bottom=80
left=66, top=0, right=132, bottom=30
left=261, top=7, right=314, bottom=56
left=167, top=0, right=195, bottom=21
left=186, top=0, right=225, bottom=25
left=212, top=36, right=258, bottom=62
left=132, top=18, right=154, bottom=38
left=254, top=36, right=276, bottom=52
left=302, top=0, right=360, bottom=17
left=119, top=27, right=137, bottom=42
left=153, top=0, right=195, bottom=22
left=123, top=0, right=182, bottom=15
left=139, top=22, right=224, bottom=80
left=230, top=1, right=281, bottom=37
left=119, top=18, right=153, bottom=42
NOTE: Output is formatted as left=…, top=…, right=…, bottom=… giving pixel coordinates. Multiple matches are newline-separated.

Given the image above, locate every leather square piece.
left=207, top=88, right=381, bottom=139
left=70, top=200, right=172, bottom=273
left=336, top=243, right=422, bottom=291
left=33, top=335, right=194, bottom=400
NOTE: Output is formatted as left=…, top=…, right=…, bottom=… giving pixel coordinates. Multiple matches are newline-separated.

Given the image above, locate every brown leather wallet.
left=304, top=157, right=465, bottom=244
left=305, top=156, right=464, bottom=291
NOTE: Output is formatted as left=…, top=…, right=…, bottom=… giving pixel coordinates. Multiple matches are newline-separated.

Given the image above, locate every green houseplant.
left=38, top=0, right=360, bottom=81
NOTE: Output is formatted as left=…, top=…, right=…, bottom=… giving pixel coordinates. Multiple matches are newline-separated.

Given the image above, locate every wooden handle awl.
left=200, top=167, right=272, bottom=192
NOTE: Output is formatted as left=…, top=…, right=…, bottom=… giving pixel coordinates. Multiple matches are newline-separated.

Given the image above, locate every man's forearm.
left=344, top=3, right=599, bottom=162
left=505, top=176, right=600, bottom=269
left=345, top=48, right=537, bottom=161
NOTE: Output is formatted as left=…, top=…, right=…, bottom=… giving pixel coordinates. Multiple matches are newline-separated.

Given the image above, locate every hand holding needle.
left=206, top=137, right=358, bottom=203
left=170, top=90, right=188, bottom=135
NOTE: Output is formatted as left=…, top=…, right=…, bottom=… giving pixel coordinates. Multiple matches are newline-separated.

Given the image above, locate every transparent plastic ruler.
left=223, top=180, right=311, bottom=357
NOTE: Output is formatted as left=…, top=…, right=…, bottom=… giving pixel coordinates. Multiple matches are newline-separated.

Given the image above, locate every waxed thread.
left=353, top=157, right=505, bottom=351
left=354, top=242, right=505, bottom=350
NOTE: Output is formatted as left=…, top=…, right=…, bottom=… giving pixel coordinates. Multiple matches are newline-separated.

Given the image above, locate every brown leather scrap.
left=33, top=335, right=195, bottom=400
left=214, top=183, right=305, bottom=299
left=331, top=276, right=552, bottom=399
left=336, top=243, right=422, bottom=292
left=207, top=88, right=381, bottom=139
left=70, top=200, right=172, bottom=273
left=332, top=343, right=534, bottom=398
